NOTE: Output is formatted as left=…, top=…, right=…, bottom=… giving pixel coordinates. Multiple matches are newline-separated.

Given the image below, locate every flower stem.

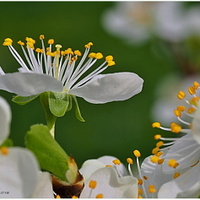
left=40, top=92, right=57, bottom=138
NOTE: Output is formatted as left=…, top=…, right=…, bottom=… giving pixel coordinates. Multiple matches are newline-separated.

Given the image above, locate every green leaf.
left=72, top=96, right=85, bottom=122
left=48, top=92, right=69, bottom=117
left=25, top=124, right=70, bottom=181
left=12, top=94, right=39, bottom=105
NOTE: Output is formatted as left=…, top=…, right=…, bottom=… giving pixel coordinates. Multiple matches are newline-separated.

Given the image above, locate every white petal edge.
left=0, top=147, right=39, bottom=198
left=158, top=163, right=200, bottom=198
left=0, top=72, right=63, bottom=96
left=31, top=172, right=54, bottom=198
left=0, top=96, right=11, bottom=145
left=191, top=104, right=200, bottom=144
left=80, top=167, right=138, bottom=198
left=70, top=72, right=144, bottom=104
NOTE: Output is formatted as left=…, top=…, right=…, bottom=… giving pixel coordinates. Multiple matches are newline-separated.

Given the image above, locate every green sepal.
left=12, top=94, right=39, bottom=105
left=0, top=138, right=13, bottom=148
left=72, top=96, right=85, bottom=122
left=25, top=124, right=70, bottom=181
left=48, top=92, right=69, bottom=117
left=40, top=92, right=57, bottom=132
left=67, top=95, right=73, bottom=112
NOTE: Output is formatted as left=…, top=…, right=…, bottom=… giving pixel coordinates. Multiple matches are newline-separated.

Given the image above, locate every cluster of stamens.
left=110, top=82, right=200, bottom=198
left=2, top=35, right=115, bottom=92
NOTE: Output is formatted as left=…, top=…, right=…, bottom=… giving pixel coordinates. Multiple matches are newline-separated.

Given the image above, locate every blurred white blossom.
left=102, top=2, right=200, bottom=44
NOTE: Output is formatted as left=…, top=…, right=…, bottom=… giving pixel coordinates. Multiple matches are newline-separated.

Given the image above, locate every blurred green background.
left=0, top=2, right=176, bottom=167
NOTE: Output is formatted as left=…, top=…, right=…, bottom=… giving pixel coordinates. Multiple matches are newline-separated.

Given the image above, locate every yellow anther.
left=188, top=107, right=196, bottom=114
left=71, top=56, right=78, bottom=62
left=72, top=196, right=78, bottom=198
left=17, top=41, right=25, bottom=46
left=177, top=91, right=186, bottom=100
left=95, top=52, right=103, bottom=59
left=138, top=188, right=143, bottom=195
left=154, top=134, right=161, bottom=140
left=46, top=51, right=55, bottom=57
left=150, top=155, right=159, bottom=163
left=88, top=52, right=96, bottom=58
left=158, top=158, right=164, bottom=165
left=3, top=38, right=13, bottom=46
left=148, top=185, right=156, bottom=193
left=74, top=50, right=81, bottom=56
left=48, top=39, right=54, bottom=44
left=105, top=55, right=114, bottom=61
left=193, top=81, right=200, bottom=88
left=143, top=176, right=148, bottom=180
left=168, top=159, right=179, bottom=168
left=156, top=141, right=164, bottom=148
left=0, top=147, right=9, bottom=155
left=35, top=48, right=42, bottom=53
left=26, top=37, right=36, bottom=44
left=138, top=179, right=143, bottom=185
left=26, top=42, right=34, bottom=49
left=152, top=122, right=161, bottom=128
left=85, top=42, right=93, bottom=48
left=188, top=86, right=196, bottom=95
left=133, top=150, right=141, bottom=157
left=65, top=48, right=74, bottom=55
left=56, top=194, right=61, bottom=198
left=174, top=109, right=182, bottom=117
left=190, top=97, right=200, bottom=106
left=177, top=105, right=186, bottom=112
left=39, top=35, right=45, bottom=40
left=170, top=122, right=182, bottom=133
left=173, top=172, right=180, bottom=179
left=156, top=151, right=163, bottom=157
left=107, top=60, right=116, bottom=66
left=105, top=165, right=112, bottom=167
left=152, top=147, right=160, bottom=155
left=61, top=50, right=66, bottom=56
left=112, top=159, right=121, bottom=165
left=127, top=158, right=133, bottom=164
left=96, top=193, right=103, bottom=198
left=89, top=180, right=97, bottom=189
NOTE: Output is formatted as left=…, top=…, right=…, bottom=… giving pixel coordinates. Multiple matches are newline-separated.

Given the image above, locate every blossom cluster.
left=0, top=34, right=200, bottom=199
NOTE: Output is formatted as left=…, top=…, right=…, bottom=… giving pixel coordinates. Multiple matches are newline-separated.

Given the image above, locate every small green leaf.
left=25, top=124, right=70, bottom=181
left=67, top=95, right=73, bottom=112
left=12, top=94, right=39, bottom=105
left=72, top=96, right=85, bottom=122
left=48, top=92, right=69, bottom=117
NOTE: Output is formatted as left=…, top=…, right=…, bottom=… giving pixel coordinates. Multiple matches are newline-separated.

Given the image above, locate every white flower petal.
left=141, top=155, right=172, bottom=195
left=0, top=72, right=63, bottom=96
left=31, top=172, right=54, bottom=198
left=0, top=97, right=11, bottom=145
left=158, top=163, right=200, bottom=198
left=162, top=134, right=200, bottom=173
left=70, top=72, right=143, bottom=104
left=191, top=104, right=200, bottom=144
left=0, top=147, right=39, bottom=198
left=80, top=167, right=138, bottom=198
left=97, top=155, right=129, bottom=176
left=80, top=159, right=105, bottom=182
